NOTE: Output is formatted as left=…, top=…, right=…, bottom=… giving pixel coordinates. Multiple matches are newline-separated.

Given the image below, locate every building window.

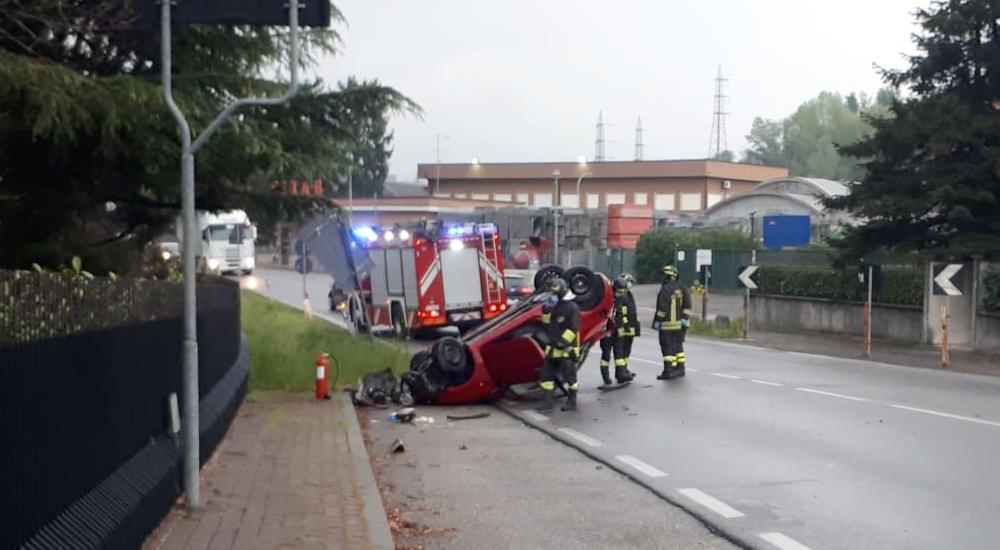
left=633, top=192, right=648, bottom=205
left=606, top=193, right=626, bottom=206
left=534, top=193, right=553, bottom=207
left=560, top=193, right=580, bottom=208
left=472, top=193, right=489, bottom=200
left=493, top=193, right=512, bottom=202
left=587, top=193, right=600, bottom=208
left=707, top=193, right=722, bottom=208
left=516, top=192, right=530, bottom=204
left=454, top=193, right=468, bottom=199
left=680, top=193, right=702, bottom=211
left=654, top=193, right=675, bottom=211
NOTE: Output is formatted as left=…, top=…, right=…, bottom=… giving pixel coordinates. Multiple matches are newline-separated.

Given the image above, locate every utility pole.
left=595, top=112, right=606, bottom=162
left=634, top=117, right=644, bottom=161
left=708, top=65, right=729, bottom=159
left=552, top=169, right=561, bottom=266
left=435, top=134, right=442, bottom=195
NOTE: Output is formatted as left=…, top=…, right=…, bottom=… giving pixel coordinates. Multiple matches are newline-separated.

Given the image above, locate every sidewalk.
left=719, top=329, right=1000, bottom=376
left=144, top=392, right=392, bottom=550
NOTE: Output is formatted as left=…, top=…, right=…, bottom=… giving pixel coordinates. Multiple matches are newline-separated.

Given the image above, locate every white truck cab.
left=197, top=210, right=257, bottom=274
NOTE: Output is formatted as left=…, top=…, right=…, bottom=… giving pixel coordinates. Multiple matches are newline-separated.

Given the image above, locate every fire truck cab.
left=348, top=222, right=508, bottom=336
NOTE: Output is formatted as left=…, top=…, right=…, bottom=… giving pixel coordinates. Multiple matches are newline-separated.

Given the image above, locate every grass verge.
left=241, top=291, right=411, bottom=392
left=688, top=317, right=743, bottom=339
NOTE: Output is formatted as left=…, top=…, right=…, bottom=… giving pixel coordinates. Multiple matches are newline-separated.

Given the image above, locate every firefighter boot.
left=615, top=366, right=635, bottom=383
left=561, top=389, right=578, bottom=411
left=600, top=366, right=614, bottom=386
left=537, top=390, right=555, bottom=413
left=657, top=356, right=675, bottom=380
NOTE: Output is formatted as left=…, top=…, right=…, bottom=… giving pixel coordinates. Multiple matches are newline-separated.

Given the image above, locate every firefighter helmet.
left=613, top=274, right=630, bottom=290
left=547, top=276, right=569, bottom=298
left=662, top=265, right=679, bottom=280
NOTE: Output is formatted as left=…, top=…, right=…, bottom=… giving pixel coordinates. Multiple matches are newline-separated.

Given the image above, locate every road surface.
left=501, top=331, right=1000, bottom=550
left=248, top=267, right=348, bottom=328
left=253, top=267, right=1000, bottom=549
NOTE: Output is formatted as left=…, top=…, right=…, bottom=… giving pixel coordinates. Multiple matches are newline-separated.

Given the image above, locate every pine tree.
left=828, top=0, right=1000, bottom=258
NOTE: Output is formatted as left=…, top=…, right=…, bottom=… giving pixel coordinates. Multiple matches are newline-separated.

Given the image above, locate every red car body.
left=406, top=272, right=614, bottom=405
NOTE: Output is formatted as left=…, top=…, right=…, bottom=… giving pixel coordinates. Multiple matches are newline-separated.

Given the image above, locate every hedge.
left=983, top=265, right=1000, bottom=312
left=635, top=229, right=757, bottom=283
left=756, top=265, right=923, bottom=307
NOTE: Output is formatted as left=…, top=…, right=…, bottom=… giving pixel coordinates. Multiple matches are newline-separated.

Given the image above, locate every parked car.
left=401, top=265, right=613, bottom=405
left=504, top=269, right=537, bottom=303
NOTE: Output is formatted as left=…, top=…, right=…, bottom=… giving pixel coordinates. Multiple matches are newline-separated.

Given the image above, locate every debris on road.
left=390, top=438, right=406, bottom=453
left=389, top=407, right=417, bottom=423
left=445, top=412, right=491, bottom=421
left=459, top=444, right=468, bottom=451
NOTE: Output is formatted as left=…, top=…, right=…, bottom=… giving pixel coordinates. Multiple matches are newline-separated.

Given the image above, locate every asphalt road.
left=249, top=267, right=348, bottom=328
left=501, top=331, right=1000, bottom=550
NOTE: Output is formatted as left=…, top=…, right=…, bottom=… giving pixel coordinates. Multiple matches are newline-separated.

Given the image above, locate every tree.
left=0, top=1, right=419, bottom=273
left=711, top=150, right=736, bottom=162
left=742, top=89, right=896, bottom=180
left=828, top=0, right=1000, bottom=258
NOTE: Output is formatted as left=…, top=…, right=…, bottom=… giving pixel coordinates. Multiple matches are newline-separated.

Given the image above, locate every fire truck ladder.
left=481, top=231, right=504, bottom=304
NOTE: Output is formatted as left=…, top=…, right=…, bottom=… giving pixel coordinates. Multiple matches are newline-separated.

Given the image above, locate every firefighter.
left=599, top=273, right=638, bottom=385
left=653, top=265, right=692, bottom=379
left=538, top=276, right=582, bottom=412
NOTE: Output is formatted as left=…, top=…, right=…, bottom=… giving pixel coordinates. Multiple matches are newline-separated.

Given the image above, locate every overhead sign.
left=738, top=265, right=759, bottom=290
left=140, top=0, right=332, bottom=27
left=294, top=257, right=313, bottom=275
left=932, top=264, right=963, bottom=296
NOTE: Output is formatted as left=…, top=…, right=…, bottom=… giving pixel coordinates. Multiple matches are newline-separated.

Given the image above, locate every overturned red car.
left=402, top=265, right=613, bottom=404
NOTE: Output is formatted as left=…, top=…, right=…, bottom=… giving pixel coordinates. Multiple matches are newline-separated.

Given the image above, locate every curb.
left=494, top=402, right=755, bottom=550
left=341, top=392, right=395, bottom=550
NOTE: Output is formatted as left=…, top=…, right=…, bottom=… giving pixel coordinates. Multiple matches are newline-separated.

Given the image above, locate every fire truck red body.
left=348, top=223, right=508, bottom=335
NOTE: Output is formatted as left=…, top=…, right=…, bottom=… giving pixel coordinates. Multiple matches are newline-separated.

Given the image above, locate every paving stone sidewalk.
left=144, top=392, right=392, bottom=550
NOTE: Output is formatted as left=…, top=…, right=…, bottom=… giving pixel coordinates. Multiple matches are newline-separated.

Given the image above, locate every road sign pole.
left=742, top=287, right=749, bottom=340
left=941, top=299, right=950, bottom=367
left=864, top=264, right=873, bottom=358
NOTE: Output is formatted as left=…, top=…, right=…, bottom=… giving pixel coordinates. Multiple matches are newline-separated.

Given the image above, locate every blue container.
left=762, top=215, right=810, bottom=249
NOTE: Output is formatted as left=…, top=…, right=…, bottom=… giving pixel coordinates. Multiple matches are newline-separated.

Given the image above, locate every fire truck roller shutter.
left=401, top=248, right=419, bottom=308
left=440, top=246, right=484, bottom=309
left=386, top=248, right=404, bottom=296
left=370, top=249, right=389, bottom=305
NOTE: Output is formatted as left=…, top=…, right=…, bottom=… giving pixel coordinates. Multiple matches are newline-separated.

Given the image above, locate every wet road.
left=501, top=330, right=1000, bottom=550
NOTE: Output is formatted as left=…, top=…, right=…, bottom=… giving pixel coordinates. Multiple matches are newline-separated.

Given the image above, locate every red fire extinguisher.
left=315, top=352, right=330, bottom=400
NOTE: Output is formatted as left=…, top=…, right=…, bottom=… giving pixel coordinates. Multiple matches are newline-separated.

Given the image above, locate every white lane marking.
left=522, top=410, right=549, bottom=422
left=710, top=372, right=741, bottom=380
left=677, top=488, right=745, bottom=519
left=890, top=404, right=1000, bottom=428
left=686, top=367, right=701, bottom=372
left=631, top=357, right=662, bottom=366
left=615, top=455, right=668, bottom=478
left=558, top=428, right=604, bottom=447
left=795, top=387, right=868, bottom=402
left=750, top=379, right=784, bottom=387
left=759, top=532, right=813, bottom=550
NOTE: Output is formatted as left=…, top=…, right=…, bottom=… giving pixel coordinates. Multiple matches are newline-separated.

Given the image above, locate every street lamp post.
left=575, top=172, right=593, bottom=207
left=552, top=169, right=561, bottom=266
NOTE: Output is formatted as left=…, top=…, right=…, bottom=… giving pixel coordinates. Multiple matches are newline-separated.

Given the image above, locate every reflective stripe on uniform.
left=540, top=381, right=556, bottom=391
left=541, top=313, right=551, bottom=324
left=561, top=329, right=577, bottom=343
left=568, top=382, right=580, bottom=391
left=655, top=310, right=666, bottom=319
left=682, top=308, right=692, bottom=316
left=600, top=359, right=610, bottom=367
left=614, top=358, right=627, bottom=366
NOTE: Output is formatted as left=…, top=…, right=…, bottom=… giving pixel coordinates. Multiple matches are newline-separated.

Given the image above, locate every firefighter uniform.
left=599, top=274, right=639, bottom=385
left=653, top=265, right=691, bottom=379
left=539, top=277, right=582, bottom=412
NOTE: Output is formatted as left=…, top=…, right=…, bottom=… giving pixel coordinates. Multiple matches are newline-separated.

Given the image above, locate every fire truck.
left=347, top=222, right=508, bottom=336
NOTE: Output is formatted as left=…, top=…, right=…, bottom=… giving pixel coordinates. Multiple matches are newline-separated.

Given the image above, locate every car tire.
left=433, top=337, right=471, bottom=385
left=390, top=303, right=407, bottom=338
left=533, top=265, right=565, bottom=291
left=351, top=297, right=368, bottom=334
left=410, top=350, right=434, bottom=373
left=563, top=266, right=604, bottom=311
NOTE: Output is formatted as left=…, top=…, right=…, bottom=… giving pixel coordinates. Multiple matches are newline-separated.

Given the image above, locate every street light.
left=552, top=169, right=561, bottom=266
left=575, top=171, right=593, bottom=208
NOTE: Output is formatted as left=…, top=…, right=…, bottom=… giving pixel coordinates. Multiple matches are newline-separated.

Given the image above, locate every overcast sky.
left=317, top=0, right=927, bottom=181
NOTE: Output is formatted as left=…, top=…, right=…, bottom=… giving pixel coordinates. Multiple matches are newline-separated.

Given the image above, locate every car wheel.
left=390, top=303, right=407, bottom=338
left=433, top=337, right=471, bottom=385
left=563, top=266, right=604, bottom=311
left=533, top=264, right=565, bottom=291
left=410, top=350, right=434, bottom=373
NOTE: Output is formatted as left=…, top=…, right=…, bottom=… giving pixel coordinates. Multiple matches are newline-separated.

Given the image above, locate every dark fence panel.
left=0, top=272, right=241, bottom=549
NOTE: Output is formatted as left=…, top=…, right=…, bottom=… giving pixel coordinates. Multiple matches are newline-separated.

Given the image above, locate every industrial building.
left=416, top=159, right=788, bottom=212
